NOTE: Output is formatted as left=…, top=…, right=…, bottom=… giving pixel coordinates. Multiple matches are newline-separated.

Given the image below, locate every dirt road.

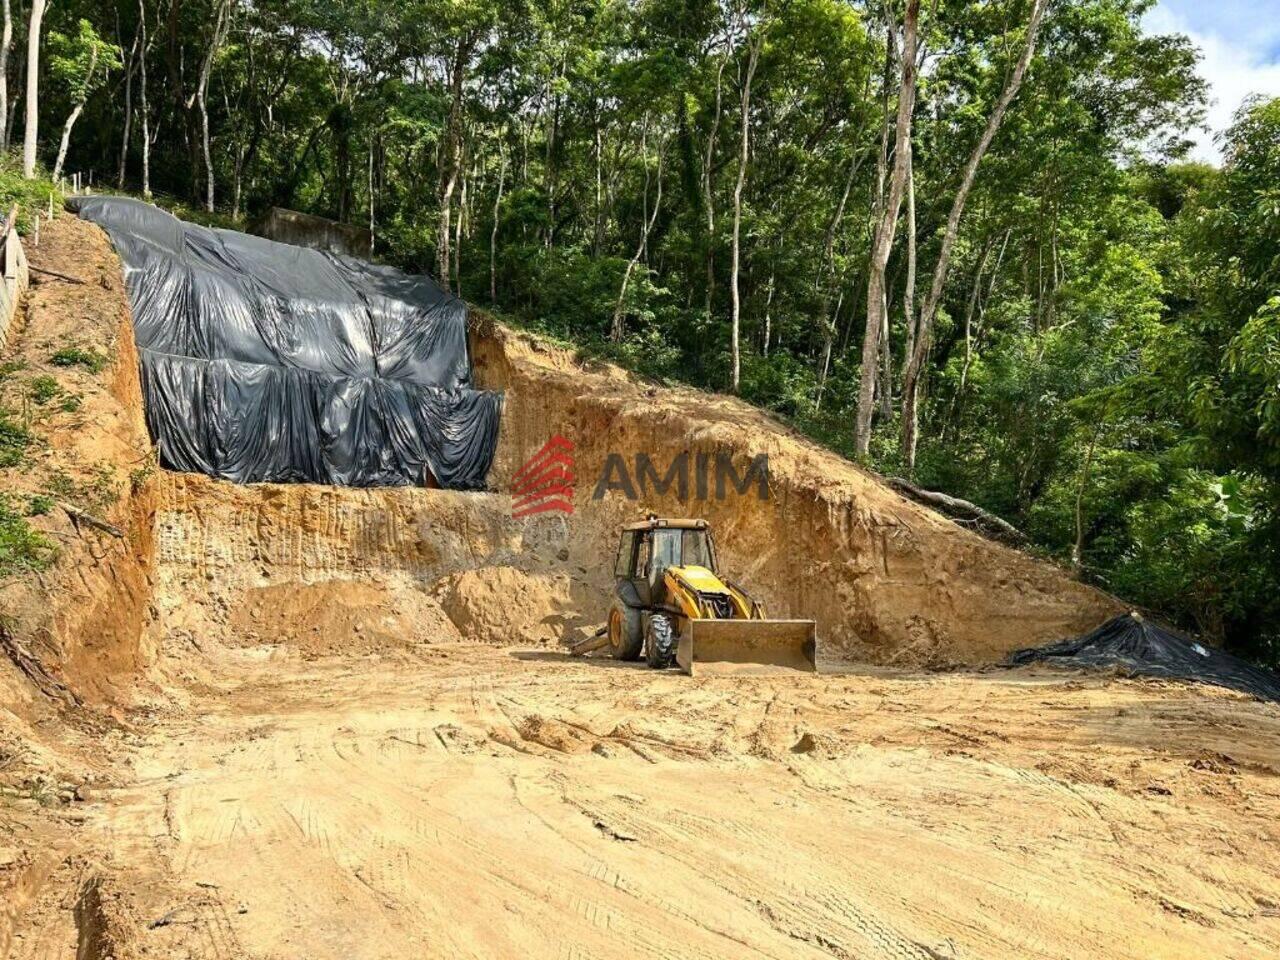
left=12, top=642, right=1280, bottom=960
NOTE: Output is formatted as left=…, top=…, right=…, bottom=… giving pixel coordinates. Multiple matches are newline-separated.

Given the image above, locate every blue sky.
left=1144, top=0, right=1280, bottom=161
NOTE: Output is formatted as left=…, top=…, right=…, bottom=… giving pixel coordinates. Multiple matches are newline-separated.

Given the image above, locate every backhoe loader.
left=575, top=516, right=818, bottom=676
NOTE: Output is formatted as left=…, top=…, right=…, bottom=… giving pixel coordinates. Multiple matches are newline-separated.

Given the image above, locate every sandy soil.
left=9, top=642, right=1280, bottom=960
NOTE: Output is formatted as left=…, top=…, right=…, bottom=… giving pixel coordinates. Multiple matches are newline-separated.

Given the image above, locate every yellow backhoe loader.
left=574, top=516, right=818, bottom=676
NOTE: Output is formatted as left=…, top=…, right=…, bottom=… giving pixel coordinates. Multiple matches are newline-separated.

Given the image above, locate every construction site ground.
left=3, top=214, right=1280, bottom=960
left=10, top=640, right=1280, bottom=960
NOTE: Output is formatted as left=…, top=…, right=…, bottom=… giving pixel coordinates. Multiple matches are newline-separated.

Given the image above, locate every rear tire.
left=608, top=601, right=644, bottom=661
left=645, top=614, right=676, bottom=669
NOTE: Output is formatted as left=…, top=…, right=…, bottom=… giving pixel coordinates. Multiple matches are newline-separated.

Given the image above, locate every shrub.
left=50, top=346, right=107, bottom=373
left=0, top=495, right=56, bottom=577
left=0, top=410, right=31, bottom=467
left=28, top=375, right=60, bottom=404
left=25, top=494, right=53, bottom=516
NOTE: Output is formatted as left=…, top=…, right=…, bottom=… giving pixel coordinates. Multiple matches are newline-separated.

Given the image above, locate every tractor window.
left=648, top=529, right=680, bottom=583
left=636, top=533, right=652, bottom=578
left=614, top=531, right=637, bottom=578
left=681, top=530, right=715, bottom=571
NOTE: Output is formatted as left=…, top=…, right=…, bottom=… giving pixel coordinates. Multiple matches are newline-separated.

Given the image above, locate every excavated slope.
left=5, top=214, right=1118, bottom=697
left=469, top=314, right=1120, bottom=664
left=0, top=217, right=156, bottom=706
left=147, top=314, right=1120, bottom=668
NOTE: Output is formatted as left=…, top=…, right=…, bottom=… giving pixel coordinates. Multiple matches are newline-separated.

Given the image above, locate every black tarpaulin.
left=70, top=196, right=501, bottom=488
left=1009, top=613, right=1280, bottom=702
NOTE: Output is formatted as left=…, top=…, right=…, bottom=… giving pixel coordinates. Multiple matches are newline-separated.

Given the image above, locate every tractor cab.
left=613, top=516, right=717, bottom=607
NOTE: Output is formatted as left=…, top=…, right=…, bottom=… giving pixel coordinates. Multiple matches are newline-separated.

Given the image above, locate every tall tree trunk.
left=815, top=289, right=844, bottom=411
left=330, top=102, right=353, bottom=221
left=612, top=123, right=665, bottom=342
left=5, top=44, right=21, bottom=152
left=138, top=0, right=150, bottom=197
left=592, top=114, right=603, bottom=254
left=762, top=265, right=775, bottom=356
left=702, top=38, right=730, bottom=321
left=945, top=228, right=1008, bottom=440
left=21, top=0, right=48, bottom=179
left=813, top=141, right=865, bottom=389
left=368, top=136, right=376, bottom=254
left=853, top=2, right=919, bottom=456
left=453, top=149, right=467, bottom=296
left=437, top=36, right=472, bottom=291
left=901, top=0, right=1048, bottom=472
left=729, top=33, right=761, bottom=394
left=490, top=144, right=506, bottom=303
left=899, top=145, right=918, bottom=377
left=878, top=295, right=892, bottom=421
left=52, top=44, right=99, bottom=182
left=231, top=147, right=244, bottom=218
left=118, top=27, right=139, bottom=188
left=1072, top=416, right=1106, bottom=569
left=0, top=0, right=12, bottom=154
left=196, top=0, right=231, bottom=212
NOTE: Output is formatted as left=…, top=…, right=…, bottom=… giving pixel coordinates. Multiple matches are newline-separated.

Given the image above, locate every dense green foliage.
left=0, top=494, right=56, bottom=578
left=10, top=0, right=1280, bottom=662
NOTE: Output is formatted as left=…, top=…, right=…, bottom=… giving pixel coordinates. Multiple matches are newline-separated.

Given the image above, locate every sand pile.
left=433, top=565, right=595, bottom=646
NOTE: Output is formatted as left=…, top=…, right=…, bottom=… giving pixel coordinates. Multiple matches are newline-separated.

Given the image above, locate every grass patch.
left=0, top=409, right=32, bottom=467
left=149, top=194, right=240, bottom=231
left=0, top=159, right=61, bottom=233
left=0, top=494, right=56, bottom=577
left=25, top=494, right=52, bottom=516
left=28, top=374, right=60, bottom=405
left=45, top=462, right=119, bottom=512
left=50, top=346, right=107, bottom=373
left=129, top=455, right=156, bottom=493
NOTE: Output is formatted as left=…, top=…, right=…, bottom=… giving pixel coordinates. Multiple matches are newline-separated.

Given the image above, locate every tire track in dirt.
left=24, top=646, right=1280, bottom=960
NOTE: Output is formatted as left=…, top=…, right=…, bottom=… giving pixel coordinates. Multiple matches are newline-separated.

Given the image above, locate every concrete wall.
left=0, top=208, right=29, bottom=351
left=252, top=207, right=373, bottom=259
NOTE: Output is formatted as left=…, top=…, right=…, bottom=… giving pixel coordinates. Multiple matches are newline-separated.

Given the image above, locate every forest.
left=4, top=0, right=1279, bottom=665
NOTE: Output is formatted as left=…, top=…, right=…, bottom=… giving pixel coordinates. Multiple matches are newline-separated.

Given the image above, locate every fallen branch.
left=886, top=477, right=1026, bottom=544
left=30, top=264, right=87, bottom=285
left=0, top=622, right=81, bottom=708
left=57, top=501, right=124, bottom=538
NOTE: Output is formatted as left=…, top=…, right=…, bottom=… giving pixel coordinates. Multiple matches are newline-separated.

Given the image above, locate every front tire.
left=608, top=600, right=644, bottom=661
left=645, top=614, right=676, bottom=669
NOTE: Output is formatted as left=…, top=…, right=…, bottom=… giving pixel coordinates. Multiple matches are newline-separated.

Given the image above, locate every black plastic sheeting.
left=69, top=196, right=501, bottom=489
left=1009, top=613, right=1280, bottom=702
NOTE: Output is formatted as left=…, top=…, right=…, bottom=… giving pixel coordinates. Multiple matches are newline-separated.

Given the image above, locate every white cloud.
left=1145, top=2, right=1280, bottom=163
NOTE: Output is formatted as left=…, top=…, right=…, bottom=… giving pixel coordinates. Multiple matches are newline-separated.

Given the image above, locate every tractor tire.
left=608, top=600, right=644, bottom=661
left=645, top=614, right=677, bottom=670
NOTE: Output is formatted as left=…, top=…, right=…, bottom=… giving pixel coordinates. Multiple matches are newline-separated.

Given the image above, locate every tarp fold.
left=71, top=196, right=500, bottom=488
left=1009, top=613, right=1280, bottom=702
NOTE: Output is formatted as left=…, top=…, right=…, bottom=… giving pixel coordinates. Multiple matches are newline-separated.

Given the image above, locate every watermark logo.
left=593, top=452, right=769, bottom=502
left=511, top=435, right=575, bottom=518
left=512, top=441, right=769, bottom=517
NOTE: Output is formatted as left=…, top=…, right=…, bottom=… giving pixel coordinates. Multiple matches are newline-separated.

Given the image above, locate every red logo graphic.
left=511, top=435, right=575, bottom=518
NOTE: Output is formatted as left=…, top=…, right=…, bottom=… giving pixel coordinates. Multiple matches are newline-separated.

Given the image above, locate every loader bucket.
left=676, top=619, right=818, bottom=677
